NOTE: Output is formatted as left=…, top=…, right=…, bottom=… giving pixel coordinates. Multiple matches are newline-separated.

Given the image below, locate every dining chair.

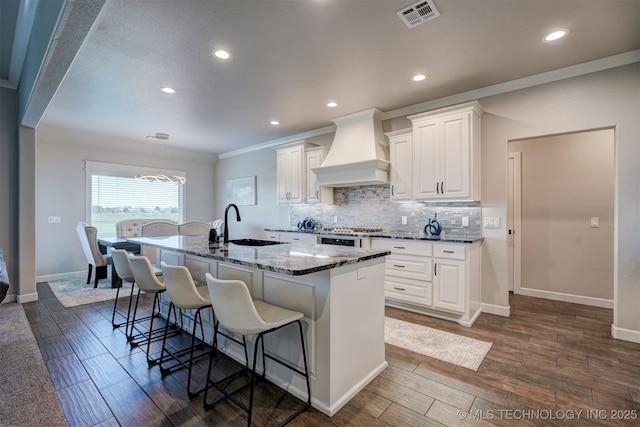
left=75, top=222, right=112, bottom=288
left=178, top=221, right=211, bottom=237
left=138, top=220, right=179, bottom=265
left=203, top=273, right=311, bottom=426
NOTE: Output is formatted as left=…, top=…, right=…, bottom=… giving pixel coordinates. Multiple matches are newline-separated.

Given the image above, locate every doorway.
left=507, top=128, right=615, bottom=307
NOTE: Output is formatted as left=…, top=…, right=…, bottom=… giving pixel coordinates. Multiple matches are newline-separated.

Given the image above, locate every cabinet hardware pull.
left=391, top=185, right=394, bottom=196
left=393, top=246, right=406, bottom=249
left=293, top=238, right=300, bottom=241
left=434, top=263, right=437, bottom=276
left=441, top=181, right=445, bottom=194
left=393, top=287, right=406, bottom=291
left=393, top=264, right=405, bottom=268
left=443, top=250, right=454, bottom=253
left=316, top=190, right=319, bottom=199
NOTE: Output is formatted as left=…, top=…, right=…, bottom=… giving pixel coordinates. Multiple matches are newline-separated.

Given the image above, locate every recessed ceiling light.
left=544, top=29, right=569, bottom=42
left=161, top=86, right=176, bottom=94
left=213, top=49, right=231, bottom=59
left=270, top=120, right=280, bottom=126
left=412, top=74, right=427, bottom=82
left=327, top=102, right=338, bottom=108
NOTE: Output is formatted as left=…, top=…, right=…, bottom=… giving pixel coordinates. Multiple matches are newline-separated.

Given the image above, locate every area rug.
left=0, top=304, right=67, bottom=426
left=384, top=317, right=492, bottom=371
left=48, top=275, right=133, bottom=308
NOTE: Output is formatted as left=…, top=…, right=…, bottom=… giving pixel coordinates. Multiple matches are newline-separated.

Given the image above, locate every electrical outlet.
left=591, top=217, right=600, bottom=228
left=333, top=216, right=338, bottom=223
left=462, top=217, right=469, bottom=227
left=48, top=216, right=61, bottom=224
left=401, top=216, right=407, bottom=225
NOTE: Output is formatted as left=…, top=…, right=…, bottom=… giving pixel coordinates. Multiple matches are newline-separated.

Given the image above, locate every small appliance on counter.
left=424, top=213, right=442, bottom=236
left=297, top=217, right=317, bottom=231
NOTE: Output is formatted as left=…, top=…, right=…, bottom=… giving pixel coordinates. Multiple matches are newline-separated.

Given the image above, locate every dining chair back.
left=75, top=222, right=111, bottom=287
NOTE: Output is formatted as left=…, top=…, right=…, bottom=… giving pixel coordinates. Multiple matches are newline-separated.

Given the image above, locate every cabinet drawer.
left=372, top=239, right=432, bottom=256
left=385, top=255, right=432, bottom=281
left=434, top=244, right=466, bottom=260
left=385, top=277, right=432, bottom=306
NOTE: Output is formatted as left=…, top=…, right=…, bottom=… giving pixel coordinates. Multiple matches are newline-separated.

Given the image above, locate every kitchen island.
left=127, top=235, right=390, bottom=416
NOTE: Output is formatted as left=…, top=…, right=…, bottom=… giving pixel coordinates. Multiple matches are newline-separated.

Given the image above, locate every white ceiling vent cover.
left=397, top=0, right=440, bottom=29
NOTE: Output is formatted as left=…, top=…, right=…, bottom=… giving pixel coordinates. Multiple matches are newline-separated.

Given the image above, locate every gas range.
left=322, top=227, right=383, bottom=235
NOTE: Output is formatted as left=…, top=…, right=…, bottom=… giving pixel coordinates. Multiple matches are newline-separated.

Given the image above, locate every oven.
left=319, top=228, right=382, bottom=248
left=319, top=236, right=363, bottom=247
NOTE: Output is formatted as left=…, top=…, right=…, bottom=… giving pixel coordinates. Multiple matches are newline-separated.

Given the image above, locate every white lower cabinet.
left=371, top=239, right=432, bottom=307
left=372, top=238, right=482, bottom=326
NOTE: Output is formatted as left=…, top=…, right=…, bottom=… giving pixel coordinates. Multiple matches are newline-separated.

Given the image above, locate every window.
left=85, top=161, right=185, bottom=238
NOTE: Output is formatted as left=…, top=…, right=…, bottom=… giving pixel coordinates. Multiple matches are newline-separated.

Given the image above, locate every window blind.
left=85, top=161, right=185, bottom=238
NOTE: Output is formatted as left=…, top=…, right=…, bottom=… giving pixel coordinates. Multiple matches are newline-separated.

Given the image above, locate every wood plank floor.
left=24, top=282, right=640, bottom=426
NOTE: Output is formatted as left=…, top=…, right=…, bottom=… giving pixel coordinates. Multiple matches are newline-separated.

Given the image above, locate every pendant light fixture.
left=135, top=133, right=187, bottom=184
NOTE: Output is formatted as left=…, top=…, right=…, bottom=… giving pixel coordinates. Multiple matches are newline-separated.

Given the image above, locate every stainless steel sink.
left=229, top=238, right=284, bottom=247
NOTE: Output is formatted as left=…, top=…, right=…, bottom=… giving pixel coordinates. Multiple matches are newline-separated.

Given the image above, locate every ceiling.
left=4, top=0, right=640, bottom=155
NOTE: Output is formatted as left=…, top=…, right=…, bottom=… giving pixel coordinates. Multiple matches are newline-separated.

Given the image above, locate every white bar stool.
left=128, top=254, right=178, bottom=366
left=110, top=249, right=162, bottom=334
left=203, top=273, right=311, bottom=426
left=158, top=262, right=213, bottom=397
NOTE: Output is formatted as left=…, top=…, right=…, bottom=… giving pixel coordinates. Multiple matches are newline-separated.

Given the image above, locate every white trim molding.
left=480, top=303, right=510, bottom=318
left=517, top=287, right=613, bottom=309
left=611, top=324, right=640, bottom=344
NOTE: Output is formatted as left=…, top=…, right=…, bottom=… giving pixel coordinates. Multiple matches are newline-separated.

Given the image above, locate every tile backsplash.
left=290, top=185, right=481, bottom=238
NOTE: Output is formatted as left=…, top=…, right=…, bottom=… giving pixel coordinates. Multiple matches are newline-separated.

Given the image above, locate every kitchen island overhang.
left=127, top=235, right=390, bottom=416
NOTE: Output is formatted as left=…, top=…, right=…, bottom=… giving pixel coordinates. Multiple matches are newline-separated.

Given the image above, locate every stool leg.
left=247, top=333, right=265, bottom=427
left=158, top=301, right=176, bottom=372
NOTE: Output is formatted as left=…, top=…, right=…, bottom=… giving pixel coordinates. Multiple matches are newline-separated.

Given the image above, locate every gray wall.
left=214, top=63, right=640, bottom=338
left=0, top=88, right=18, bottom=295
left=510, top=129, right=614, bottom=301
left=35, top=124, right=218, bottom=279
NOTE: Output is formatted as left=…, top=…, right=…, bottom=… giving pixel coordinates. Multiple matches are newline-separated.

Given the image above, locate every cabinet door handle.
left=434, top=262, right=437, bottom=276
left=391, top=185, right=394, bottom=196
left=443, top=250, right=454, bottom=254
left=393, top=264, right=405, bottom=268
left=393, top=246, right=406, bottom=250
left=393, top=287, right=406, bottom=291
left=441, top=181, right=445, bottom=194
left=316, top=190, right=319, bottom=199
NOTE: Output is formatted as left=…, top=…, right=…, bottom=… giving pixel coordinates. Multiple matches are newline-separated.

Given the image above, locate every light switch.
left=401, top=216, right=407, bottom=225
left=333, top=216, right=338, bottom=223
left=484, top=217, right=500, bottom=228
left=591, top=217, right=600, bottom=228
left=462, top=217, right=469, bottom=227
left=48, top=216, right=61, bottom=224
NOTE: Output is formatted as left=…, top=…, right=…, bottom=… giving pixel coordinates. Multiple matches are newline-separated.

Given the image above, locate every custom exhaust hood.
left=311, top=108, right=390, bottom=187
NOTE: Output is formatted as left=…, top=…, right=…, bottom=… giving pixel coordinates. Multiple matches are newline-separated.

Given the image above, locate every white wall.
left=35, top=124, right=218, bottom=278
left=215, top=63, right=640, bottom=340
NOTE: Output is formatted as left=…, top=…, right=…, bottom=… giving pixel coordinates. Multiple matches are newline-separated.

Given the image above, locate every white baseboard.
left=17, top=292, right=38, bottom=303
left=37, top=270, right=86, bottom=283
left=611, top=324, right=640, bottom=344
left=480, top=302, right=511, bottom=317
left=517, top=287, right=613, bottom=309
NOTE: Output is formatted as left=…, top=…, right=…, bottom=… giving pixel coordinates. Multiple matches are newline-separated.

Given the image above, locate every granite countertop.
left=127, top=236, right=390, bottom=276
left=265, top=228, right=483, bottom=244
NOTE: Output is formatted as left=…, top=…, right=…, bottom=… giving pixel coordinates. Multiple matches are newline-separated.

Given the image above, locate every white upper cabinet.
left=276, top=142, right=313, bottom=204
left=306, top=147, right=333, bottom=204
left=409, top=101, right=483, bottom=201
left=386, top=129, right=413, bottom=202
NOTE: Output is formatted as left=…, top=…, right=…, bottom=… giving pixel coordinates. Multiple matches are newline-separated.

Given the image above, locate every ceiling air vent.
left=397, top=0, right=440, bottom=29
